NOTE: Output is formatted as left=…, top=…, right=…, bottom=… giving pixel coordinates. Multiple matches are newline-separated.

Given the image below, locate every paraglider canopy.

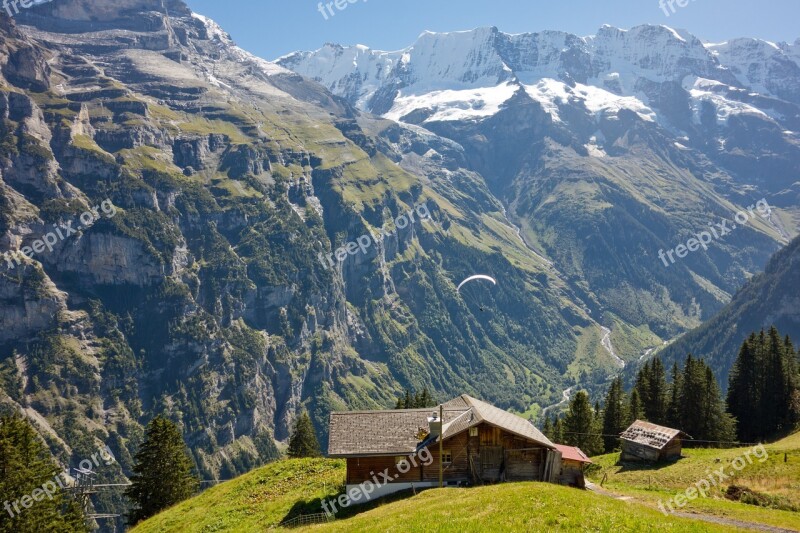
left=456, top=275, right=497, bottom=293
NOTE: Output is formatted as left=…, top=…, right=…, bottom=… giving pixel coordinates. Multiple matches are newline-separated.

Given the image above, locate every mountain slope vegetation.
left=280, top=26, right=799, bottom=341
left=656, top=235, right=800, bottom=388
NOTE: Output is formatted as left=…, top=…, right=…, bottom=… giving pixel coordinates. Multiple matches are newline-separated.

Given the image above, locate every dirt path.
left=585, top=482, right=798, bottom=532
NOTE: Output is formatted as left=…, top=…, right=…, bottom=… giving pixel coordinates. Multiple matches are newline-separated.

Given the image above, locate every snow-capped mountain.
left=277, top=24, right=800, bottom=145
left=278, top=24, right=799, bottom=342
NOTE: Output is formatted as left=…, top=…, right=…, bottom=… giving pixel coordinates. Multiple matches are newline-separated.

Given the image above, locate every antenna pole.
left=439, top=404, right=443, bottom=488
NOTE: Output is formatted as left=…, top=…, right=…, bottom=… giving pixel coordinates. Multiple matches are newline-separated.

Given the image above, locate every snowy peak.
left=404, top=26, right=512, bottom=91
left=591, top=24, right=719, bottom=81
left=707, top=38, right=800, bottom=103
left=277, top=24, right=800, bottom=132
left=498, top=30, right=592, bottom=84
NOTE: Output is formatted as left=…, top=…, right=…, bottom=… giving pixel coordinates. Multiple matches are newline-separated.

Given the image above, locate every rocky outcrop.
left=1, top=44, right=50, bottom=92
left=0, top=261, right=67, bottom=344
left=173, top=134, right=227, bottom=170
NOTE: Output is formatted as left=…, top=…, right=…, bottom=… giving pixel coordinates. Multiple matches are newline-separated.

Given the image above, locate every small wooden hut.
left=553, top=444, right=592, bottom=488
left=619, top=420, right=689, bottom=462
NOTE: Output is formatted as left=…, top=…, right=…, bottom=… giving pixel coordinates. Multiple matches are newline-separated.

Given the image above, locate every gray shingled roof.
left=620, top=420, right=689, bottom=450
left=459, top=395, right=554, bottom=448
left=327, top=394, right=554, bottom=457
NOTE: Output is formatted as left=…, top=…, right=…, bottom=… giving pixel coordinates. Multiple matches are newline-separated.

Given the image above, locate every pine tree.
left=678, top=355, right=735, bottom=443
left=634, top=358, right=670, bottom=425
left=727, top=333, right=760, bottom=441
left=542, top=416, right=554, bottom=441
left=785, top=336, right=800, bottom=430
left=601, top=377, right=627, bottom=452
left=564, top=391, right=603, bottom=456
left=727, top=328, right=800, bottom=441
left=633, top=362, right=651, bottom=416
left=125, top=416, right=199, bottom=525
left=666, top=362, right=683, bottom=429
left=679, top=355, right=706, bottom=439
left=395, top=388, right=434, bottom=409
left=763, top=327, right=787, bottom=435
left=419, top=388, right=433, bottom=408
left=553, top=417, right=564, bottom=443
left=644, top=358, right=668, bottom=423
left=287, top=411, right=321, bottom=458
left=701, top=366, right=736, bottom=444
left=628, top=389, right=644, bottom=423
left=0, top=415, right=87, bottom=533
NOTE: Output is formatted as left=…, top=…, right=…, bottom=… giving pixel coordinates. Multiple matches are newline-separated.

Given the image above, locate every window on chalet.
left=442, top=450, right=452, bottom=464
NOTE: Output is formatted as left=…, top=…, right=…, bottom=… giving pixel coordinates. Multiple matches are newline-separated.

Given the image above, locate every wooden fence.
left=277, top=512, right=333, bottom=528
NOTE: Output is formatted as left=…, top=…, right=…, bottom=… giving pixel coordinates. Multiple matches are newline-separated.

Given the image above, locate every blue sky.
left=183, top=0, right=800, bottom=60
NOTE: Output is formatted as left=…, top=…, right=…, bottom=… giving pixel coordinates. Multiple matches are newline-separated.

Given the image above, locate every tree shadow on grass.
left=614, top=456, right=685, bottom=473
left=279, top=487, right=426, bottom=527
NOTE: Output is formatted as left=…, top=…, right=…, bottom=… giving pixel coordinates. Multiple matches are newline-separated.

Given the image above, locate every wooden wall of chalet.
left=344, top=423, right=552, bottom=486
left=344, top=432, right=472, bottom=485
left=465, top=423, right=549, bottom=482
left=559, top=460, right=585, bottom=488
left=660, top=437, right=683, bottom=460
left=345, top=455, right=425, bottom=485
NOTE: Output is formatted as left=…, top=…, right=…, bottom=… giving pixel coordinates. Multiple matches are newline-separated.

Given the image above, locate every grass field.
left=588, top=431, right=800, bottom=531
left=305, top=482, right=741, bottom=532
left=131, top=456, right=758, bottom=533
left=130, top=432, right=800, bottom=533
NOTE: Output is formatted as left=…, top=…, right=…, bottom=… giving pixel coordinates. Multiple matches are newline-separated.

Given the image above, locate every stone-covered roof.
left=328, top=394, right=554, bottom=457
left=620, top=420, right=689, bottom=450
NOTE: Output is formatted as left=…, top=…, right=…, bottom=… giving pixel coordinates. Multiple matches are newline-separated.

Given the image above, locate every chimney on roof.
left=427, top=412, right=442, bottom=437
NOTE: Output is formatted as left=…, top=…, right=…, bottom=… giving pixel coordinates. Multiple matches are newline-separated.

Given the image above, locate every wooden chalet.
left=619, top=420, right=690, bottom=462
left=553, top=444, right=592, bottom=488
left=328, top=394, right=563, bottom=500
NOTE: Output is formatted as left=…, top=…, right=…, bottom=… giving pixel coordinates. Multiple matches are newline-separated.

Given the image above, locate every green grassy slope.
left=132, top=458, right=748, bottom=533
left=589, top=431, right=800, bottom=531
left=131, top=459, right=345, bottom=532
left=306, top=483, right=737, bottom=532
